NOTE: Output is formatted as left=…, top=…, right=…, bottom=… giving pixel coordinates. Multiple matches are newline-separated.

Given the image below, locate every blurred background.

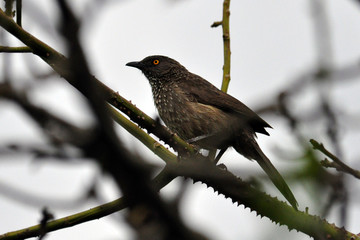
left=1, top=0, right=360, bottom=239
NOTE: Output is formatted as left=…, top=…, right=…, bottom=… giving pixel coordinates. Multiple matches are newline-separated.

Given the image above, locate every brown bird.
left=126, top=55, right=298, bottom=209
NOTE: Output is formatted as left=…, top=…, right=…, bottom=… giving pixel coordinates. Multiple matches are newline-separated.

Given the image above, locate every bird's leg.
left=187, top=135, right=227, bottom=163
left=214, top=148, right=227, bottom=164
left=187, top=134, right=216, bottom=160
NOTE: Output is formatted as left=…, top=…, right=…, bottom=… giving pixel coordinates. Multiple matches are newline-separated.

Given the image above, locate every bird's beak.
left=126, top=61, right=143, bottom=69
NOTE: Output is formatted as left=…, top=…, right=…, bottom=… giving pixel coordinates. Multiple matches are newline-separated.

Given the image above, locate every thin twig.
left=0, top=83, right=91, bottom=146
left=15, top=0, right=21, bottom=26
left=4, top=0, right=15, bottom=17
left=209, top=0, right=231, bottom=160
left=220, top=0, right=231, bottom=92
left=210, top=0, right=231, bottom=92
left=310, top=139, right=360, bottom=179
left=0, top=46, right=31, bottom=52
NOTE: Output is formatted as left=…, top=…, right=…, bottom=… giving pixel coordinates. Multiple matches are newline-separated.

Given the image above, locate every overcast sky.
left=1, top=0, right=360, bottom=239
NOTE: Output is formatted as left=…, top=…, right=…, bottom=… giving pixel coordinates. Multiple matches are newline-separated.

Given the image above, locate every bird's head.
left=126, top=55, right=186, bottom=80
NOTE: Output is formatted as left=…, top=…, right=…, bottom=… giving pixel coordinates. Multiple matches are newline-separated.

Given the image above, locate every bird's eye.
left=153, top=59, right=160, bottom=65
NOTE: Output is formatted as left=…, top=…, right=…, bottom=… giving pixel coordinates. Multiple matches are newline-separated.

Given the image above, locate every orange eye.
left=153, top=59, right=160, bottom=65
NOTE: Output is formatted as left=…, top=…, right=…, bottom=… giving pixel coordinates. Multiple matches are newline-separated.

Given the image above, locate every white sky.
left=1, top=0, right=360, bottom=239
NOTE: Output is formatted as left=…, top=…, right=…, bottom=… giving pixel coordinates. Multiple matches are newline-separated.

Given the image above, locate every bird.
left=126, top=55, right=298, bottom=209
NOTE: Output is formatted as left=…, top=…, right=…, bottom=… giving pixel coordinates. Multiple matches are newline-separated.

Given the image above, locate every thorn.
left=211, top=21, right=223, bottom=28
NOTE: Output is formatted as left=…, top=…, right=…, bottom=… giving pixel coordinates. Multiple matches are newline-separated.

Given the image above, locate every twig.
left=310, top=139, right=360, bottom=179
left=0, top=198, right=127, bottom=240
left=221, top=0, right=231, bottom=93
left=16, top=0, right=21, bottom=26
left=211, top=0, right=231, bottom=93
left=209, top=0, right=231, bottom=160
left=0, top=83, right=91, bottom=146
left=0, top=46, right=31, bottom=52
left=4, top=0, right=14, bottom=17
left=210, top=21, right=222, bottom=27
left=38, top=208, right=54, bottom=240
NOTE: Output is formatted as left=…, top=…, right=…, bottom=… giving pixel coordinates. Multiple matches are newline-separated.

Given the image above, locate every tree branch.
left=163, top=161, right=357, bottom=240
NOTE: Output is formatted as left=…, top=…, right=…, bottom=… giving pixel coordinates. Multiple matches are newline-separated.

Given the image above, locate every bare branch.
left=310, top=139, right=360, bottom=179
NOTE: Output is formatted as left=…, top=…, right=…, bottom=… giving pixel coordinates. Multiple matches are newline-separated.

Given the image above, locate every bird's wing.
left=180, top=74, right=272, bottom=135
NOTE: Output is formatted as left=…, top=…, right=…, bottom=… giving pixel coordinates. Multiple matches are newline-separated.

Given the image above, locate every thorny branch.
left=1, top=160, right=359, bottom=240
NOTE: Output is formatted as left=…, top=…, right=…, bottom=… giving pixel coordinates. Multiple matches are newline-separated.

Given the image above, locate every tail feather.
left=233, top=130, right=298, bottom=209
left=255, top=150, right=298, bottom=210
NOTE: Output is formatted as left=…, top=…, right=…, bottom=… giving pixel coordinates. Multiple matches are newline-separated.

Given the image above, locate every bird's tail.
left=255, top=149, right=298, bottom=210
left=234, top=137, right=298, bottom=209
